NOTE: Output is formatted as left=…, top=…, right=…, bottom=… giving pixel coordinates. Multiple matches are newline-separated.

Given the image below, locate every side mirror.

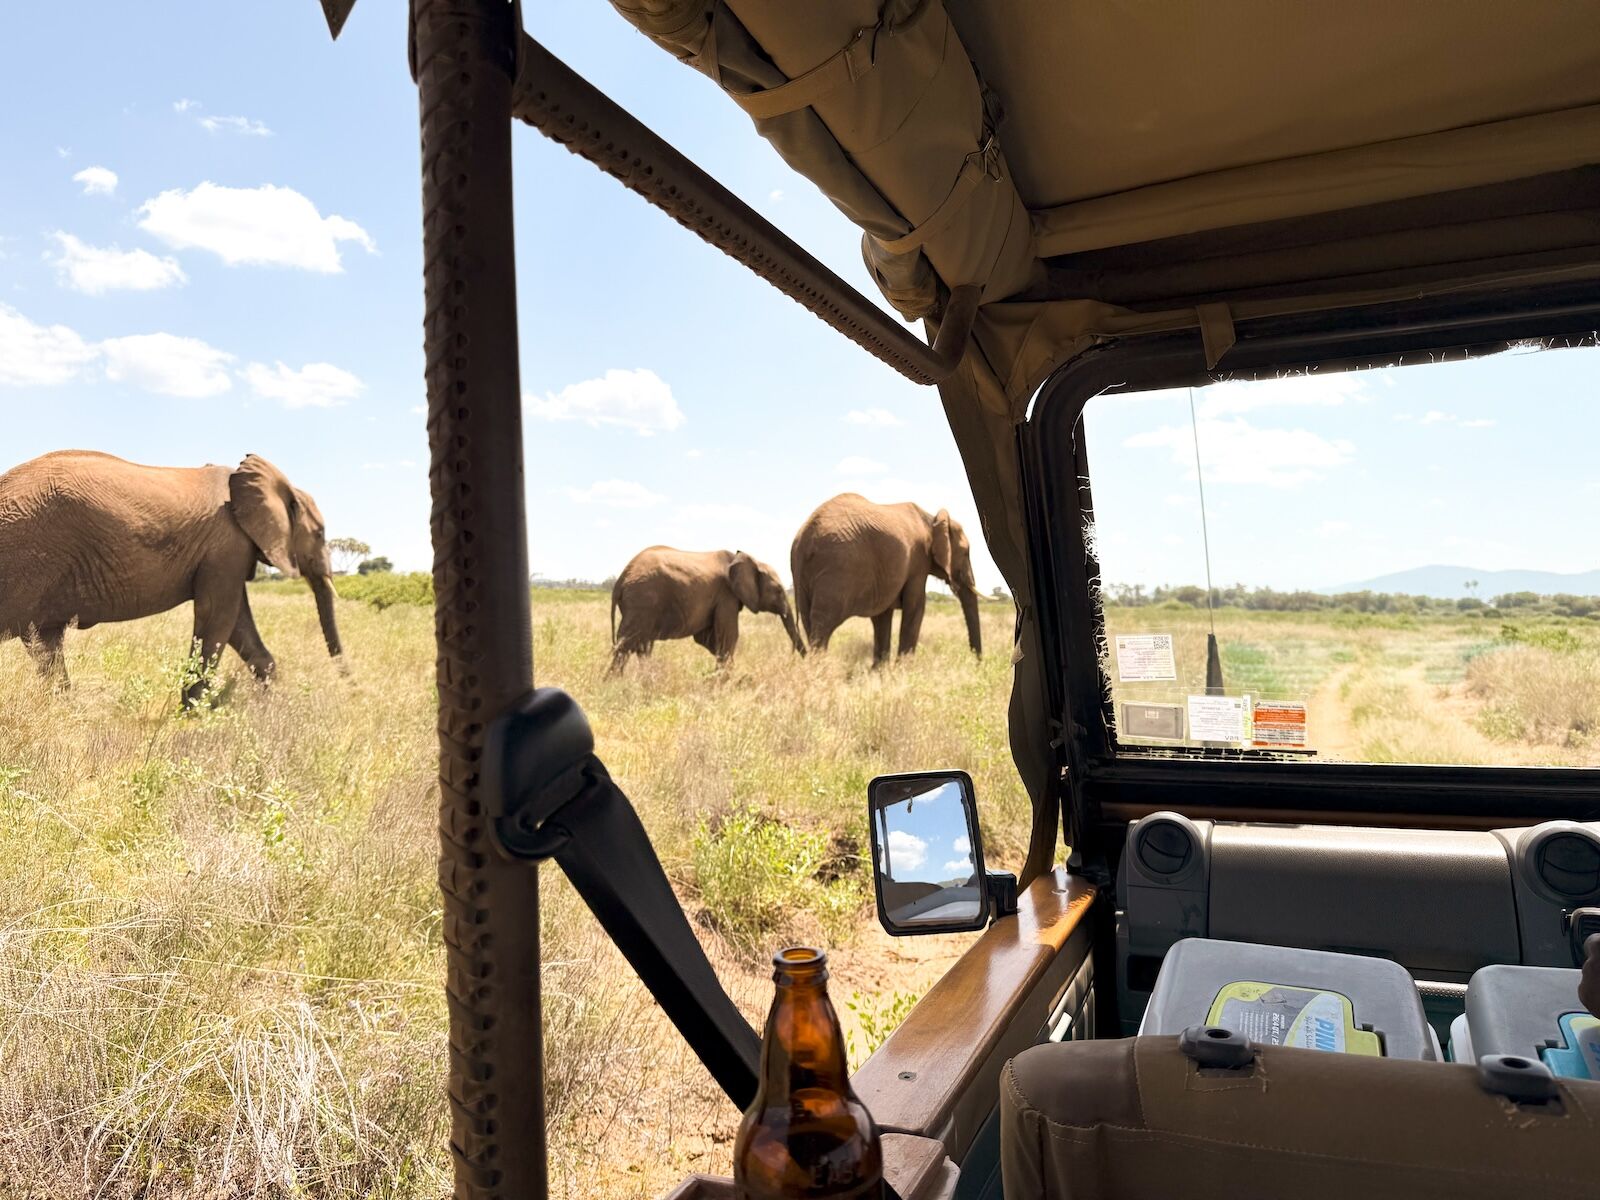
left=868, top=770, right=1014, bottom=937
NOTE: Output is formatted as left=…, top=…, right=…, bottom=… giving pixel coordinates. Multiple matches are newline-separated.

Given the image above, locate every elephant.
left=609, top=546, right=804, bottom=672
left=790, top=493, right=982, bottom=666
left=0, top=450, right=343, bottom=704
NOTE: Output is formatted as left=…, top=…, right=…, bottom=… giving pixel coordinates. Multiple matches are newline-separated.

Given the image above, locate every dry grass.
left=0, top=589, right=1017, bottom=1199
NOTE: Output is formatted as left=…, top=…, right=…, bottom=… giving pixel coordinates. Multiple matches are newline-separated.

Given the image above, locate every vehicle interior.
left=320, top=2, right=1600, bottom=1197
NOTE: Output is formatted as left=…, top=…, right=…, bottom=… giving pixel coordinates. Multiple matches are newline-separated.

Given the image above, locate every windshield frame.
left=1021, top=284, right=1600, bottom=832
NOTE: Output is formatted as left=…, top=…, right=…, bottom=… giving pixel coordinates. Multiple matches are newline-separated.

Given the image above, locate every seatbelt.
left=485, top=688, right=907, bottom=1198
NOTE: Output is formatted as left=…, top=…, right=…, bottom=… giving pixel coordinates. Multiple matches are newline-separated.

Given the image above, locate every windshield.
left=1082, top=343, right=1600, bottom=767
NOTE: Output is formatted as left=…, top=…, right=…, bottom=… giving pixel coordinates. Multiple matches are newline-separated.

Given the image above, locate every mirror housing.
left=869, top=770, right=1013, bottom=937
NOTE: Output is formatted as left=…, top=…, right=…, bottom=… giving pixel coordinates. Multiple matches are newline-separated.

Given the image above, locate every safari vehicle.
left=319, top=2, right=1600, bottom=1196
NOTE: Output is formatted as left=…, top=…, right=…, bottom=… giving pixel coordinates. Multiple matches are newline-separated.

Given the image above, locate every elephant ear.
left=229, top=455, right=298, bottom=577
left=931, top=509, right=955, bottom=579
left=727, top=552, right=761, bottom=611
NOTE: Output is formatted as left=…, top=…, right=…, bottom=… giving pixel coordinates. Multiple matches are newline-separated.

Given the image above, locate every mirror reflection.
left=873, top=775, right=985, bottom=931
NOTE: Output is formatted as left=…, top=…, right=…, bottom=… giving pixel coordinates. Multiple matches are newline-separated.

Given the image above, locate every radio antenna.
left=1189, top=387, right=1225, bottom=694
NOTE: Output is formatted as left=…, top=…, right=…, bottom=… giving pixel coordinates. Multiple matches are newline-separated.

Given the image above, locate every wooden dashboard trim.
left=850, top=868, right=1097, bottom=1148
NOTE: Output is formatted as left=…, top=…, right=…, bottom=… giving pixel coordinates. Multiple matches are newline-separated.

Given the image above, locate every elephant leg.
left=897, top=582, right=928, bottom=658
left=871, top=610, right=894, bottom=667
left=228, top=589, right=277, bottom=683
left=608, top=634, right=651, bottom=674
left=24, top=624, right=68, bottom=689
left=187, top=579, right=243, bottom=705
left=711, top=597, right=740, bottom=665
left=805, top=598, right=845, bottom=653
left=692, top=625, right=718, bottom=659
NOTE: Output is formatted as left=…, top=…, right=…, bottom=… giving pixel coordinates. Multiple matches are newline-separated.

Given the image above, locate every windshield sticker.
left=1114, top=633, right=1177, bottom=682
left=1121, top=702, right=1185, bottom=740
left=1252, top=700, right=1308, bottom=749
left=1186, top=694, right=1249, bottom=743
left=1207, top=982, right=1382, bottom=1056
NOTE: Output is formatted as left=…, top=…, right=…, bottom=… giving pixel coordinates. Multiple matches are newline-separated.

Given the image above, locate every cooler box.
left=1457, top=964, right=1598, bottom=1080
left=1141, top=938, right=1437, bottom=1060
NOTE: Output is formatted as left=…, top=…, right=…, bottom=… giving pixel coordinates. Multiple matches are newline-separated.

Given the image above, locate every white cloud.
left=835, top=455, right=887, bottom=476
left=137, top=182, right=375, bottom=272
left=1195, top=371, right=1370, bottom=417
left=942, top=858, right=973, bottom=875
left=1318, top=520, right=1352, bottom=536
left=72, top=166, right=118, bottom=197
left=244, top=360, right=364, bottom=409
left=1125, top=416, right=1354, bottom=487
left=101, top=333, right=234, bottom=398
left=56, top=146, right=71, bottom=159
left=768, top=189, right=784, bottom=202
left=526, top=368, right=684, bottom=435
left=200, top=114, right=272, bottom=137
left=1419, top=410, right=1452, bottom=426
left=410, top=403, right=426, bottom=415
left=174, top=98, right=198, bottom=113
left=1461, top=418, right=1497, bottom=429
left=564, top=479, right=665, bottom=509
left=0, top=304, right=99, bottom=386
left=885, top=830, right=928, bottom=873
left=845, top=407, right=903, bottom=427
left=49, top=233, right=186, bottom=295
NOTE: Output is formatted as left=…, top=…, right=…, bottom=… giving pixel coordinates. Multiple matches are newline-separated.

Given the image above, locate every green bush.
left=335, top=572, right=435, bottom=610
left=690, top=808, right=864, bottom=958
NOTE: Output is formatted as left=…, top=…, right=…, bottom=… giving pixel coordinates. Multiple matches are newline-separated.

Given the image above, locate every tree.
left=328, top=537, right=371, bottom=575
left=357, top=556, right=394, bottom=575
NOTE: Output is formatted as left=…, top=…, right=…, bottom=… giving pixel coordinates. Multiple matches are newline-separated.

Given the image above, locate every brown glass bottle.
left=734, top=947, right=883, bottom=1199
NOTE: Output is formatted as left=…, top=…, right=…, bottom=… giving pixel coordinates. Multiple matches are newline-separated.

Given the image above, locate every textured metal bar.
left=511, top=34, right=976, bottom=386
left=414, top=2, right=545, bottom=1197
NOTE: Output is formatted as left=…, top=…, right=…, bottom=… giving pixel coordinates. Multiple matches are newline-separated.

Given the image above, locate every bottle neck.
left=759, top=962, right=852, bottom=1098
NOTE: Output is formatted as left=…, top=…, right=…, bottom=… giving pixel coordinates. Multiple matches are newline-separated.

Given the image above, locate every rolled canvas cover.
left=607, top=0, right=1037, bottom=318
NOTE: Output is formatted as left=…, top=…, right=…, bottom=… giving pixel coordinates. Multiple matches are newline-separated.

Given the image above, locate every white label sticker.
left=1187, top=694, right=1249, bottom=742
left=1114, top=634, right=1177, bottom=682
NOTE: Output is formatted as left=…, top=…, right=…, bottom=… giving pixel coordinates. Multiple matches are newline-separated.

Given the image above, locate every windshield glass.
left=1082, top=343, right=1600, bottom=766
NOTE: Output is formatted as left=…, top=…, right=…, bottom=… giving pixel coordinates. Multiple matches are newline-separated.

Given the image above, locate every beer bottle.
left=734, top=946, right=884, bottom=1199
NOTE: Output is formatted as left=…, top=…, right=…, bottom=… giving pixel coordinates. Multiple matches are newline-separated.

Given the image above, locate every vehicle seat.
left=999, top=1035, right=1600, bottom=1200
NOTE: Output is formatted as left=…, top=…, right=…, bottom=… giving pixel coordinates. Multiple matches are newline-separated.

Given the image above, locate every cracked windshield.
left=1085, top=344, right=1600, bottom=766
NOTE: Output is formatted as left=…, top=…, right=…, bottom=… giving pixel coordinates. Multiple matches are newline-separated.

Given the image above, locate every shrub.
left=690, top=808, right=864, bottom=959
left=335, top=572, right=435, bottom=610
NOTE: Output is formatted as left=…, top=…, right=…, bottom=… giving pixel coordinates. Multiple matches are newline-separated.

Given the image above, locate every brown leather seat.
left=1000, top=1036, right=1600, bottom=1200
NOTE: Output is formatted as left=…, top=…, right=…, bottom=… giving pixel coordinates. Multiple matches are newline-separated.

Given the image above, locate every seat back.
left=1000, top=1036, right=1600, bottom=1200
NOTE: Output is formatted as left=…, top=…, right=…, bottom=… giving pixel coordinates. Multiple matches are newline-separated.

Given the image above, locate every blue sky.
left=3, top=4, right=1594, bottom=594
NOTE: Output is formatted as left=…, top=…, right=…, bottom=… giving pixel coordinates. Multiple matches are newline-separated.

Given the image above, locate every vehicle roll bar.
left=511, top=34, right=980, bottom=386
left=414, top=2, right=546, bottom=1196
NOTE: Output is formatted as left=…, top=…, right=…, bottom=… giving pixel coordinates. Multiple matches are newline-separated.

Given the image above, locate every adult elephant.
left=609, top=546, right=804, bottom=672
left=791, top=493, right=982, bottom=665
left=0, top=450, right=343, bottom=704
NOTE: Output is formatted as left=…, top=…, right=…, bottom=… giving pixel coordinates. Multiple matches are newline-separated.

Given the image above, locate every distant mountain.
left=1321, top=565, right=1600, bottom=600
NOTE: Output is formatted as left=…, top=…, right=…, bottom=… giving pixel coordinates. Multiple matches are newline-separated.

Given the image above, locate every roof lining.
left=1030, top=105, right=1600, bottom=257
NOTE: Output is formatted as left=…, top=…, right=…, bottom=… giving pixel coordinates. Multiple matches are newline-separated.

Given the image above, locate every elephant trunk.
left=780, top=602, right=806, bottom=656
left=958, top=586, right=982, bottom=658
left=308, top=573, right=344, bottom=658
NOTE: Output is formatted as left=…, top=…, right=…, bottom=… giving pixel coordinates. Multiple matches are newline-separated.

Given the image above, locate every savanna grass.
left=0, top=587, right=1021, bottom=1199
